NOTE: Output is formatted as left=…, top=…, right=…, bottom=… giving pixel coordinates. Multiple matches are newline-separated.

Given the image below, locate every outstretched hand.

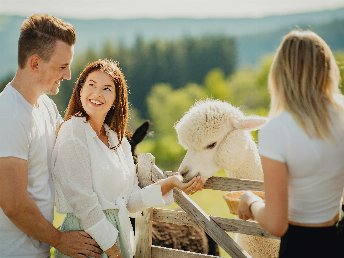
left=172, top=175, right=206, bottom=195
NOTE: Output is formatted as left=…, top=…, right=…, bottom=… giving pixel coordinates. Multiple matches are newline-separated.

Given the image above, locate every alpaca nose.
left=179, top=167, right=189, bottom=179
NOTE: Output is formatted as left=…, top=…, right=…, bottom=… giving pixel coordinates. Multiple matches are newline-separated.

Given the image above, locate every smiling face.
left=38, top=40, right=74, bottom=95
left=65, top=59, right=129, bottom=142
left=80, top=70, right=116, bottom=121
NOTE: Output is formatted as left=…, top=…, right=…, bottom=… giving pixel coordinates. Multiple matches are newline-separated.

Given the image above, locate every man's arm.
left=0, top=157, right=101, bottom=257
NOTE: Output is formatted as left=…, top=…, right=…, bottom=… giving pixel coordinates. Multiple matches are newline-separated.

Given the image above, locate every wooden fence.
left=134, top=153, right=277, bottom=258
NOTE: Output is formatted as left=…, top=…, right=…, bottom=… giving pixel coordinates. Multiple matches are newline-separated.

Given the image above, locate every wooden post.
left=137, top=153, right=155, bottom=187
left=135, top=208, right=153, bottom=258
left=135, top=154, right=156, bottom=258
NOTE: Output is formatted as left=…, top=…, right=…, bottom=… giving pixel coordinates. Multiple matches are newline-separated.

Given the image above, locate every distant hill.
left=238, top=17, right=344, bottom=66
left=1, top=7, right=344, bottom=78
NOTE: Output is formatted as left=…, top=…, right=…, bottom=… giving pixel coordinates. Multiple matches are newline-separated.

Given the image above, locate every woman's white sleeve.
left=53, top=138, right=118, bottom=251
left=258, top=121, right=287, bottom=162
left=126, top=173, right=174, bottom=213
left=121, top=138, right=174, bottom=213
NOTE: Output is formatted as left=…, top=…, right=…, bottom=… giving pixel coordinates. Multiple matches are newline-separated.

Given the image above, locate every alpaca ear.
left=235, top=116, right=267, bottom=131
left=131, top=120, right=150, bottom=145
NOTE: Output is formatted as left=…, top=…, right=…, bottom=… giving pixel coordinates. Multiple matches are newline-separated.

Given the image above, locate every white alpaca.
left=175, top=99, right=279, bottom=258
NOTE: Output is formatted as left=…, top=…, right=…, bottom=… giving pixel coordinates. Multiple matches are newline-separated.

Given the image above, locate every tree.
left=0, top=72, right=14, bottom=93
left=227, top=56, right=271, bottom=114
left=146, top=83, right=207, bottom=170
left=204, top=68, right=230, bottom=101
left=335, top=52, right=344, bottom=91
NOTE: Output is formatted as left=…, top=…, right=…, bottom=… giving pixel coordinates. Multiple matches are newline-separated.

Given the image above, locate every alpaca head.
left=175, top=100, right=265, bottom=182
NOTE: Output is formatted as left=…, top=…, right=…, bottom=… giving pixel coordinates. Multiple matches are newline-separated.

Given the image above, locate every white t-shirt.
left=259, top=110, right=344, bottom=224
left=0, top=84, right=62, bottom=258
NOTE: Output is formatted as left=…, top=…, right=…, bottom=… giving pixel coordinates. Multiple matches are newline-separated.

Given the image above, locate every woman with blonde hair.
left=52, top=59, right=205, bottom=258
left=238, top=30, right=344, bottom=258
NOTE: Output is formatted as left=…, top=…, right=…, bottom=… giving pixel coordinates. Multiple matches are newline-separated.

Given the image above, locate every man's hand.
left=55, top=231, right=102, bottom=258
left=105, top=242, right=122, bottom=258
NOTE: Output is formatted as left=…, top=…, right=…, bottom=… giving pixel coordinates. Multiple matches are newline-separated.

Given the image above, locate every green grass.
left=52, top=170, right=234, bottom=257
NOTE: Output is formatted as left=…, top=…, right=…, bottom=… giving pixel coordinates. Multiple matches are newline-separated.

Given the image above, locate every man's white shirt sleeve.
left=0, top=116, right=30, bottom=160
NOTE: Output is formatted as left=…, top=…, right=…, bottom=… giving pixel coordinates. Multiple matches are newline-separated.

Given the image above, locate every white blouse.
left=52, top=116, right=173, bottom=255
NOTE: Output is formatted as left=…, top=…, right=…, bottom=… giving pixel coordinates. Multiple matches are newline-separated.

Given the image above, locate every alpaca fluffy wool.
left=175, top=99, right=279, bottom=258
left=215, top=130, right=263, bottom=180
left=175, top=100, right=243, bottom=151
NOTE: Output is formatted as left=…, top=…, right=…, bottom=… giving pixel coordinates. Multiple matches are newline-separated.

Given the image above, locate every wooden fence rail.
left=135, top=153, right=274, bottom=258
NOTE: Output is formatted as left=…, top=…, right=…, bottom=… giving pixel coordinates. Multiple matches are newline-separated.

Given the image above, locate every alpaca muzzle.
left=179, top=167, right=200, bottom=183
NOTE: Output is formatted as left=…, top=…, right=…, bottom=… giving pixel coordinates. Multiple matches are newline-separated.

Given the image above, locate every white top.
left=0, top=84, right=62, bottom=258
left=259, top=110, right=344, bottom=223
left=52, top=116, right=173, bottom=256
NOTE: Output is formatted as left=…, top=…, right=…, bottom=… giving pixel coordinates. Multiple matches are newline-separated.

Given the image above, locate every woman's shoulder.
left=258, top=112, right=296, bottom=144
left=58, top=116, right=88, bottom=140
left=261, top=112, right=291, bottom=132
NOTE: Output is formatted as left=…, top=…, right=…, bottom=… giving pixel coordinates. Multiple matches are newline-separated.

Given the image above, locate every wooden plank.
left=151, top=245, right=220, bottom=258
left=165, top=172, right=264, bottom=191
left=152, top=208, right=198, bottom=226
left=212, top=217, right=278, bottom=239
left=137, top=154, right=263, bottom=192
left=152, top=208, right=277, bottom=239
left=149, top=164, right=251, bottom=258
left=204, top=177, right=263, bottom=191
left=135, top=208, right=153, bottom=258
left=172, top=190, right=250, bottom=258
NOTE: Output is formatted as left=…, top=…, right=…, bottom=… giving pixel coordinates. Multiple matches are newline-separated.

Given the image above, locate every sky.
left=1, top=0, right=344, bottom=19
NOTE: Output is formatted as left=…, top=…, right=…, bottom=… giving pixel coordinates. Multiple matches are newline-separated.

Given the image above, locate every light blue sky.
left=1, top=0, right=344, bottom=19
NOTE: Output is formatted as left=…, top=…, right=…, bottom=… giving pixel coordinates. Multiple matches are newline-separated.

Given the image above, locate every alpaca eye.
left=206, top=142, right=217, bottom=149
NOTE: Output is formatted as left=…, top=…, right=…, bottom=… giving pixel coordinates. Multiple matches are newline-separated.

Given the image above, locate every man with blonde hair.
left=0, top=14, right=101, bottom=257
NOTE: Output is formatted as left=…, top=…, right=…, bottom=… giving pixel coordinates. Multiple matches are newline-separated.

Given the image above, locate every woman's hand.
left=171, top=175, right=206, bottom=195
left=159, top=175, right=206, bottom=195
left=105, top=243, right=122, bottom=258
left=238, top=191, right=263, bottom=220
